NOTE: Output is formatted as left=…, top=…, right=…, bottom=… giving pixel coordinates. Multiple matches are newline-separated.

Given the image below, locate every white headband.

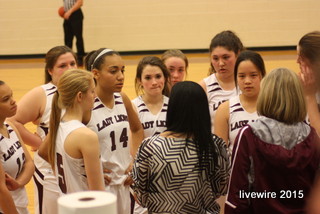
left=91, top=48, right=114, bottom=70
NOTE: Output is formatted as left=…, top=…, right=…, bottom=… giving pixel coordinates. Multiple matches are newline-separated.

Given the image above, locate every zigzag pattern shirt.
left=133, top=134, right=230, bottom=214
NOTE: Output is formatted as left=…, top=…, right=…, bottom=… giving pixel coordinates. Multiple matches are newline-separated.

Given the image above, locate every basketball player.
left=199, top=30, right=244, bottom=130
left=132, top=56, right=170, bottom=137
left=38, top=69, right=104, bottom=194
left=85, top=48, right=144, bottom=214
left=161, top=49, right=188, bottom=89
left=214, top=50, right=266, bottom=154
left=9, top=46, right=77, bottom=214
left=131, top=56, right=170, bottom=214
left=0, top=80, right=34, bottom=214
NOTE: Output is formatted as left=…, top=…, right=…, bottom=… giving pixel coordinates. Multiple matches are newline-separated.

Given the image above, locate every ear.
left=92, top=68, right=100, bottom=80
left=76, top=91, right=83, bottom=102
left=48, top=69, right=53, bottom=76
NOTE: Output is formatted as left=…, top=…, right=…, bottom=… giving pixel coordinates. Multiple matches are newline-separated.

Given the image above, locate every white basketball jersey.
left=228, top=95, right=259, bottom=153
left=0, top=123, right=28, bottom=212
left=87, top=93, right=131, bottom=186
left=55, top=120, right=88, bottom=194
left=33, top=82, right=59, bottom=214
left=204, top=74, right=238, bottom=129
left=132, top=95, right=168, bottom=137
left=37, top=83, right=57, bottom=140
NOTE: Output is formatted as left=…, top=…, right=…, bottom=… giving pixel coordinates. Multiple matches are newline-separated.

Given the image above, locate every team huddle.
left=1, top=30, right=320, bottom=214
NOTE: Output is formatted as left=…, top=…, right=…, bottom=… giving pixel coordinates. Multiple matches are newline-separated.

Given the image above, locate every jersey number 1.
left=110, top=128, right=128, bottom=151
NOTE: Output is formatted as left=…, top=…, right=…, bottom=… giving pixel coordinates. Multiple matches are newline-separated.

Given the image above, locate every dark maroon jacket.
left=225, top=118, right=320, bottom=214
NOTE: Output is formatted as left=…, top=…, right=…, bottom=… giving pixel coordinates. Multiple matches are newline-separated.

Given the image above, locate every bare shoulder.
left=20, top=86, right=46, bottom=101
left=198, top=79, right=207, bottom=92
left=120, top=92, right=134, bottom=110
left=218, top=100, right=229, bottom=111
left=120, top=92, right=130, bottom=104
left=216, top=101, right=230, bottom=118
left=17, top=86, right=46, bottom=110
left=71, top=127, right=98, bottom=142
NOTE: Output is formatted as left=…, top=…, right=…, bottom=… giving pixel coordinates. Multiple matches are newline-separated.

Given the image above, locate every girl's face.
left=49, top=52, right=77, bottom=85
left=210, top=46, right=237, bottom=78
left=237, top=60, right=262, bottom=97
left=83, top=79, right=96, bottom=110
left=82, top=79, right=96, bottom=124
left=164, top=57, right=186, bottom=86
left=94, top=54, right=125, bottom=93
left=296, top=45, right=312, bottom=69
left=0, top=84, right=17, bottom=119
left=139, top=65, right=165, bottom=96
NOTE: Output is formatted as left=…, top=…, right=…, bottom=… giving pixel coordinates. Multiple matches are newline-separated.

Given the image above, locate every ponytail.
left=47, top=91, right=62, bottom=170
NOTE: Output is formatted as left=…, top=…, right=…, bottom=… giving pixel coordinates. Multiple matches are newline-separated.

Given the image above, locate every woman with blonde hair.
left=39, top=69, right=104, bottom=194
left=225, top=68, right=320, bottom=214
left=9, top=45, right=78, bottom=214
left=161, top=49, right=188, bottom=88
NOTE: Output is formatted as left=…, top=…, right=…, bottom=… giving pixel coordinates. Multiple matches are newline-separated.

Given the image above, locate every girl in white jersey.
left=198, top=31, right=244, bottom=130
left=39, top=69, right=104, bottom=194
left=133, top=56, right=170, bottom=137
left=0, top=80, right=34, bottom=214
left=85, top=48, right=144, bottom=214
left=214, top=50, right=266, bottom=155
left=9, top=46, right=78, bottom=214
left=132, top=56, right=170, bottom=214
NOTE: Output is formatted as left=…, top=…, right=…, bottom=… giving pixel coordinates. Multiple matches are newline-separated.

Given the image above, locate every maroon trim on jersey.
left=33, top=167, right=44, bottom=214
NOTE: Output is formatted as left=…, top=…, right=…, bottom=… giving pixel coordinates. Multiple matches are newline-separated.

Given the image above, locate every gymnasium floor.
left=0, top=50, right=299, bottom=214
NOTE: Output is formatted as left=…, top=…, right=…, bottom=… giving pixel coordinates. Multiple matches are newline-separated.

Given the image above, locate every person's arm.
left=4, top=122, right=34, bottom=191
left=8, top=86, right=45, bottom=149
left=299, top=64, right=320, bottom=136
left=121, top=92, right=144, bottom=157
left=225, top=126, right=252, bottom=214
left=64, top=0, right=83, bottom=20
left=0, top=164, right=18, bottom=214
left=38, top=135, right=50, bottom=162
left=214, top=101, right=230, bottom=145
left=76, top=128, right=105, bottom=191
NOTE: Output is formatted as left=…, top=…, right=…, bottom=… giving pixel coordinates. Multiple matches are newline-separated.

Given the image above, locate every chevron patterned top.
left=133, top=134, right=229, bottom=213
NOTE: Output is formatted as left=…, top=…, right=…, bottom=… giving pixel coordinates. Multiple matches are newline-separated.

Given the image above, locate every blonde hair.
left=257, top=68, right=306, bottom=124
left=47, top=69, right=93, bottom=170
left=161, top=49, right=189, bottom=71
